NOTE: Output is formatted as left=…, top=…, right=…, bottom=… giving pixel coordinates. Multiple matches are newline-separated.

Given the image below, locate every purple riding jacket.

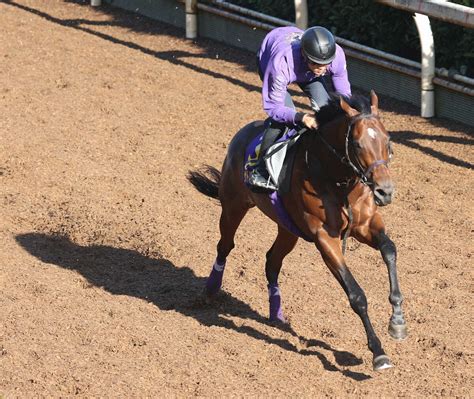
left=258, top=26, right=351, bottom=126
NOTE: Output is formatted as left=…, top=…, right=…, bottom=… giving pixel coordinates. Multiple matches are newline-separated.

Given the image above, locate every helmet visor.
left=304, top=51, right=335, bottom=65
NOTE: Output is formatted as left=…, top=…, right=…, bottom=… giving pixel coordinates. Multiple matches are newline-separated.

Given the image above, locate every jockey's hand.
left=302, top=113, right=318, bottom=130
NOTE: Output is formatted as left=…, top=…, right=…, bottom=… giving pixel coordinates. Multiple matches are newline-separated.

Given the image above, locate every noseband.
left=315, top=114, right=390, bottom=187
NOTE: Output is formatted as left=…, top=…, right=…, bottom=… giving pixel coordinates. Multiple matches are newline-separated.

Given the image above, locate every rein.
left=262, top=126, right=308, bottom=161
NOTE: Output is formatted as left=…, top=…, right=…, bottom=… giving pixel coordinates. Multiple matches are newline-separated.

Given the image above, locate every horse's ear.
left=340, top=96, right=359, bottom=117
left=370, top=90, right=379, bottom=116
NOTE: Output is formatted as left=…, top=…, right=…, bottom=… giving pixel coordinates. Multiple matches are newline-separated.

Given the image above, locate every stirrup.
left=248, top=169, right=277, bottom=191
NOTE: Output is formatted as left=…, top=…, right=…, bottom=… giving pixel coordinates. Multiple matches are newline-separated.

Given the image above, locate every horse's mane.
left=315, top=93, right=372, bottom=128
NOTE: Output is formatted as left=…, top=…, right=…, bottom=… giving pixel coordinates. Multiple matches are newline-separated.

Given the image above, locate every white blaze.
left=368, top=128, right=378, bottom=140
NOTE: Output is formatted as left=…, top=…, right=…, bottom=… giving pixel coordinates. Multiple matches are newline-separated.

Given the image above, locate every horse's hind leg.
left=205, top=196, right=249, bottom=297
left=266, top=226, right=298, bottom=323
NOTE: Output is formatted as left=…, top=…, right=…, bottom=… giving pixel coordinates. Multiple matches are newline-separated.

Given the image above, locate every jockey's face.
left=303, top=50, right=328, bottom=76
left=307, top=59, right=328, bottom=76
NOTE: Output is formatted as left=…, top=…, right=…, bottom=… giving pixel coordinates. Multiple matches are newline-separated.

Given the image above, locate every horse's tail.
left=187, top=165, right=220, bottom=200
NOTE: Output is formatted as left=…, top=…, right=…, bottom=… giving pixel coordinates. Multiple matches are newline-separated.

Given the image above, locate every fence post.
left=413, top=13, right=435, bottom=118
left=186, top=0, right=198, bottom=39
left=294, top=0, right=308, bottom=29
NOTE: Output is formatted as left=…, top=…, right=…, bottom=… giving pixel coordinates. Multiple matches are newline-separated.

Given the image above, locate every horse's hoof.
left=373, top=355, right=393, bottom=371
left=204, top=294, right=214, bottom=305
left=205, top=281, right=222, bottom=300
left=269, top=314, right=287, bottom=324
left=389, top=323, right=408, bottom=341
left=269, top=305, right=287, bottom=324
left=202, top=288, right=218, bottom=304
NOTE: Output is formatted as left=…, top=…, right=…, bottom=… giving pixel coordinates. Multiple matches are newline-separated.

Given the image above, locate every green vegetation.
left=226, top=0, right=473, bottom=77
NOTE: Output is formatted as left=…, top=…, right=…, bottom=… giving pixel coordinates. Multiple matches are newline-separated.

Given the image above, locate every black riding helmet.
left=301, top=26, right=336, bottom=65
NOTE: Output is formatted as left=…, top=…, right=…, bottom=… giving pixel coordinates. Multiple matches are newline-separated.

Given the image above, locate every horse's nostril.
left=374, top=186, right=393, bottom=205
left=375, top=183, right=394, bottom=197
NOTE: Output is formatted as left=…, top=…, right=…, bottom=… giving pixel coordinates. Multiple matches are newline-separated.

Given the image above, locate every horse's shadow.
left=16, top=232, right=370, bottom=381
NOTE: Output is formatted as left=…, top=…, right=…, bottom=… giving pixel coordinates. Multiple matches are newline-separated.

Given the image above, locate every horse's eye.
left=388, top=142, right=394, bottom=159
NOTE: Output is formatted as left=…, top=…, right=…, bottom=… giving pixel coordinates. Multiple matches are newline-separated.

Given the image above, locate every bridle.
left=314, top=114, right=391, bottom=187
left=307, top=113, right=392, bottom=254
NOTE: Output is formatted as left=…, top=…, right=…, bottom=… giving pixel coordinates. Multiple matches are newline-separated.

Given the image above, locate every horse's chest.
left=325, top=204, right=350, bottom=232
left=303, top=193, right=349, bottom=233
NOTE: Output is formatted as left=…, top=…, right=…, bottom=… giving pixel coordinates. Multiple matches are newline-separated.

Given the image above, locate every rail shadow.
left=3, top=1, right=265, bottom=100
left=16, top=232, right=370, bottom=381
left=391, top=130, right=474, bottom=170
left=6, top=0, right=473, bottom=134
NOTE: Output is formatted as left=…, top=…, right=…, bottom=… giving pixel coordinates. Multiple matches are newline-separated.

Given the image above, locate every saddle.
left=244, top=123, right=313, bottom=241
left=244, top=123, right=305, bottom=195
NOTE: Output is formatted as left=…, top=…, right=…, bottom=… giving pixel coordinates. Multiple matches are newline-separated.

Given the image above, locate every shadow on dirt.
left=391, top=130, right=474, bottom=169
left=3, top=1, right=261, bottom=93
left=5, top=0, right=316, bottom=110
left=16, top=232, right=371, bottom=381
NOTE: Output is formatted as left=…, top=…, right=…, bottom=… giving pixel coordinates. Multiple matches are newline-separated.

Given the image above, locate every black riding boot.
left=248, top=121, right=285, bottom=191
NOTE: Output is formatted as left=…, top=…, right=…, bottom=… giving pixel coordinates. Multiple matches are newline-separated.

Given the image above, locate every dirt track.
left=1, top=1, right=473, bottom=397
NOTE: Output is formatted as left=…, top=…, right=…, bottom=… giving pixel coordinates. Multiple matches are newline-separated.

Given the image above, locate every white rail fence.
left=92, top=0, right=474, bottom=121
left=190, top=0, right=474, bottom=119
left=375, top=0, right=474, bottom=117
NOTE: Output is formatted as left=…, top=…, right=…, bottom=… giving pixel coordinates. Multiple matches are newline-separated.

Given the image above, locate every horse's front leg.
left=353, top=214, right=408, bottom=340
left=376, top=231, right=408, bottom=340
left=315, top=229, right=392, bottom=371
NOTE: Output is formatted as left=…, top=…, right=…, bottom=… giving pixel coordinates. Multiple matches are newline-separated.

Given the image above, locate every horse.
left=187, top=91, right=407, bottom=371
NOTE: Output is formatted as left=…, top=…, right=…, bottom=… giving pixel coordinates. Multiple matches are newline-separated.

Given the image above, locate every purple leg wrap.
left=205, top=259, right=225, bottom=296
left=268, top=284, right=286, bottom=323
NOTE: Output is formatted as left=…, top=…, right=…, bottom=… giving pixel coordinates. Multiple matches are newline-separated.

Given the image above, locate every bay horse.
left=188, top=91, right=407, bottom=371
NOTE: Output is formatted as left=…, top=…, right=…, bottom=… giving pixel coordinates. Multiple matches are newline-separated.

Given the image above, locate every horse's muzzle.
left=373, top=181, right=394, bottom=206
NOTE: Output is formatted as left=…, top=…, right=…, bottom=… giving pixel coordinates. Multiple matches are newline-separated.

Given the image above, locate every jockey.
left=248, top=26, right=352, bottom=191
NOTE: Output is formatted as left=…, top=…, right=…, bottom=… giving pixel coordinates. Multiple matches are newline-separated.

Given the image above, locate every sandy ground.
left=1, top=1, right=473, bottom=397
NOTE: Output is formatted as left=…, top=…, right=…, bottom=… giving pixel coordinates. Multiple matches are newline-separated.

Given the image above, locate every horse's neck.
left=310, top=118, right=353, bottom=183
left=291, top=130, right=359, bottom=214
left=320, top=116, right=348, bottom=149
